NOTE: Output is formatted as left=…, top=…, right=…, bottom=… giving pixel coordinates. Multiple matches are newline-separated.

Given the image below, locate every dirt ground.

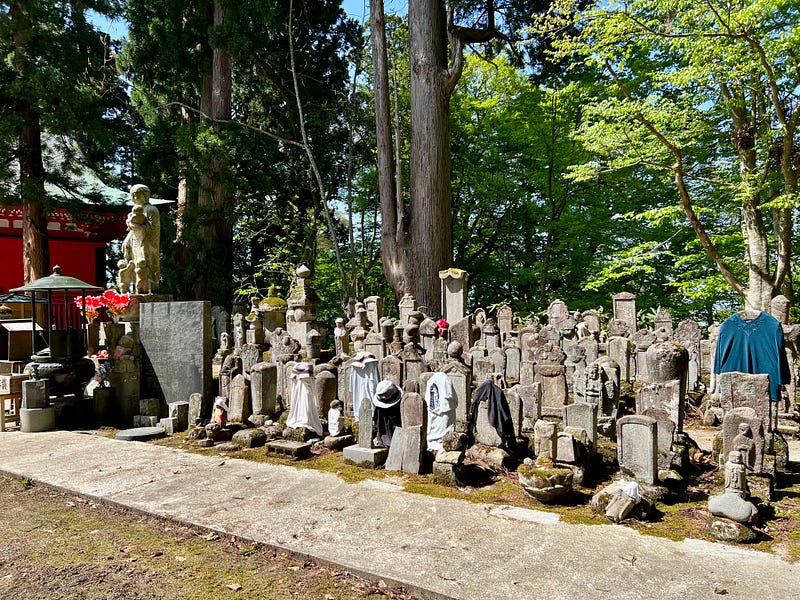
left=0, top=475, right=414, bottom=600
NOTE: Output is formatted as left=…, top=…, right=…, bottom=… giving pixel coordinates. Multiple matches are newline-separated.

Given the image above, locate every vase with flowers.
left=74, top=295, right=102, bottom=324
left=101, top=290, right=130, bottom=324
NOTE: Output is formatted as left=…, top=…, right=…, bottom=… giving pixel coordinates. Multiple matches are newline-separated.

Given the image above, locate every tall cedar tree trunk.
left=373, top=1, right=503, bottom=315
left=370, top=0, right=407, bottom=300
left=193, top=1, right=232, bottom=305
left=210, top=0, right=233, bottom=304
left=407, top=0, right=453, bottom=317
left=11, top=0, right=49, bottom=283
left=19, top=112, right=49, bottom=283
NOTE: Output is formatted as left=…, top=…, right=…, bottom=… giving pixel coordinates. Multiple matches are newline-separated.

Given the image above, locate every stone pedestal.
left=92, top=387, right=113, bottom=423
left=20, top=406, right=55, bottom=432
left=343, top=444, right=388, bottom=468
left=265, top=440, right=312, bottom=459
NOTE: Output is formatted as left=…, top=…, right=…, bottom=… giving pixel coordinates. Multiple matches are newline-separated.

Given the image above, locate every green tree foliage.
left=450, top=55, right=625, bottom=315
left=531, top=0, right=800, bottom=312
left=124, top=0, right=358, bottom=305
left=0, top=0, right=132, bottom=282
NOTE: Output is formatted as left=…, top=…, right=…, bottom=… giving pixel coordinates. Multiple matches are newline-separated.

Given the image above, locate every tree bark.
left=738, top=145, right=773, bottom=310
left=11, top=0, right=49, bottom=283
left=408, top=0, right=453, bottom=317
left=192, top=0, right=232, bottom=304
left=210, top=0, right=233, bottom=303
left=370, top=0, right=407, bottom=300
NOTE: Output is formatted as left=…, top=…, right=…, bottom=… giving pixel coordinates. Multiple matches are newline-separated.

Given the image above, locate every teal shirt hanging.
left=713, top=311, right=790, bottom=401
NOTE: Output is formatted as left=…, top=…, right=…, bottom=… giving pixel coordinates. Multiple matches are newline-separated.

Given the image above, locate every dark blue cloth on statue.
left=713, top=311, right=790, bottom=401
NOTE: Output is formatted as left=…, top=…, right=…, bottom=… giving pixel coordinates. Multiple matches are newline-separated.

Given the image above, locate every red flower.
left=101, top=290, right=130, bottom=316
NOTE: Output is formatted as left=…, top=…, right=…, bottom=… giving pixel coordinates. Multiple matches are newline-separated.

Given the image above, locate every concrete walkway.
left=1, top=430, right=799, bottom=600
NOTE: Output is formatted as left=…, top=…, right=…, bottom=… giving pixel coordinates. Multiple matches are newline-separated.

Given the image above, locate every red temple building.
left=0, top=204, right=129, bottom=294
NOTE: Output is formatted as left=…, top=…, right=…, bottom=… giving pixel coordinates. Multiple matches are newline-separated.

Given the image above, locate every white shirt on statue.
left=286, top=370, right=323, bottom=436
left=349, top=360, right=379, bottom=422
left=425, top=372, right=456, bottom=451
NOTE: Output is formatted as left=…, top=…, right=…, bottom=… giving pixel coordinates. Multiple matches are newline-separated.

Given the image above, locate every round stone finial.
left=447, top=341, right=464, bottom=358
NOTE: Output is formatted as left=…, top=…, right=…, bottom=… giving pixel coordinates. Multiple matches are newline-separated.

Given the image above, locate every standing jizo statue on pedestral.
left=119, top=184, right=160, bottom=294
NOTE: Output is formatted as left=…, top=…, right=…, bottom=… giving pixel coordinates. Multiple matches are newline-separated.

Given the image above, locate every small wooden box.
left=0, top=373, right=28, bottom=395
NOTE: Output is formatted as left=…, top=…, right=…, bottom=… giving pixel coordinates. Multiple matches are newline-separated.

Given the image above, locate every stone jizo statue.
left=732, top=422, right=756, bottom=470
left=724, top=450, right=748, bottom=498
left=118, top=184, right=160, bottom=294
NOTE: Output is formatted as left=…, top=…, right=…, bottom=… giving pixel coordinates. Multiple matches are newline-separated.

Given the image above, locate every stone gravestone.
left=630, top=328, right=656, bottom=383
left=717, top=372, right=771, bottom=427
left=645, top=340, right=689, bottom=404
left=228, top=374, right=250, bottom=423
left=315, top=368, right=337, bottom=416
left=482, top=319, right=501, bottom=351
left=448, top=316, right=472, bottom=357
left=364, top=331, right=385, bottom=361
left=607, top=336, right=633, bottom=383
left=338, top=357, right=354, bottom=417
left=504, top=346, right=521, bottom=382
left=380, top=355, right=403, bottom=388
left=188, top=392, right=203, bottom=426
left=641, top=407, right=676, bottom=470
left=581, top=310, right=602, bottom=338
left=279, top=362, right=296, bottom=409
left=398, top=294, right=416, bottom=326
left=357, top=399, right=374, bottom=447
left=240, top=343, right=263, bottom=376
left=400, top=391, right=426, bottom=429
left=439, top=268, right=468, bottom=324
left=654, top=310, right=673, bottom=338
left=577, top=336, right=599, bottom=366
left=504, top=386, right=523, bottom=437
left=441, top=366, right=471, bottom=425
left=343, top=393, right=388, bottom=467
left=612, top=292, right=637, bottom=334
left=636, top=380, right=684, bottom=434
left=419, top=318, right=437, bottom=355
left=547, top=299, right=570, bottom=330
left=617, top=415, right=658, bottom=485
left=473, top=356, right=493, bottom=387
left=533, top=419, right=558, bottom=460
left=250, top=362, right=277, bottom=417
left=722, top=407, right=765, bottom=474
left=533, top=345, right=569, bottom=418
left=513, top=383, right=541, bottom=432
left=489, top=347, right=506, bottom=376
left=384, top=425, right=424, bottom=474
left=497, top=305, right=513, bottom=343
left=399, top=345, right=428, bottom=388
left=517, top=324, right=538, bottom=363
left=563, top=344, right=586, bottom=394
left=140, top=301, right=213, bottom=419
left=563, top=402, right=597, bottom=447
left=474, top=399, right=503, bottom=446
left=673, top=319, right=702, bottom=391
left=519, top=360, right=535, bottom=386
left=364, top=295, right=383, bottom=333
